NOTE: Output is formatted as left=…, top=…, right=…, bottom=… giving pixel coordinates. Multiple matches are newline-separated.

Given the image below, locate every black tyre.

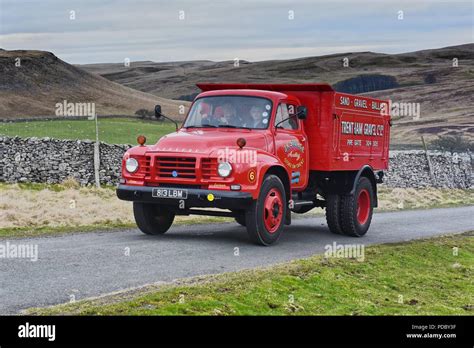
left=325, top=194, right=344, bottom=235
left=340, top=177, right=374, bottom=237
left=245, top=175, right=287, bottom=246
left=133, top=202, right=175, bottom=235
left=235, top=214, right=246, bottom=227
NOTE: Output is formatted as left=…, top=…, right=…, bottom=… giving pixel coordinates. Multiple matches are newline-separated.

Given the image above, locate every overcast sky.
left=0, top=0, right=472, bottom=64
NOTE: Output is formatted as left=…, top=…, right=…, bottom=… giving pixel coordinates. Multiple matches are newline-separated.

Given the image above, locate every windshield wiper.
left=185, top=125, right=217, bottom=128
left=218, top=125, right=252, bottom=130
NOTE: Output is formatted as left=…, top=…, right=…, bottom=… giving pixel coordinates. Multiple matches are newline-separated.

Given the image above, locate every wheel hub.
left=263, top=188, right=283, bottom=233
left=357, top=189, right=370, bottom=225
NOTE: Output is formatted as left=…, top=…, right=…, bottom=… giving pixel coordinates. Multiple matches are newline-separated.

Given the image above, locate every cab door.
left=273, top=102, right=309, bottom=190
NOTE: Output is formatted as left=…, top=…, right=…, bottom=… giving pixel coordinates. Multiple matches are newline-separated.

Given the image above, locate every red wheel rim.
left=263, top=188, right=283, bottom=233
left=357, top=189, right=370, bottom=225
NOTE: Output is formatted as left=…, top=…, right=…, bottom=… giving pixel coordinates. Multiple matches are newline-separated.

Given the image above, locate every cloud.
left=0, top=0, right=472, bottom=63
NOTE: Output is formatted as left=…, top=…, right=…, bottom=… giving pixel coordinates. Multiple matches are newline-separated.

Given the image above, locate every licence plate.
left=152, top=188, right=188, bottom=199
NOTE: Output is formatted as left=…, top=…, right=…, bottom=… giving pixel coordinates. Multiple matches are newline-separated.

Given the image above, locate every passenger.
left=201, top=103, right=218, bottom=126
left=220, top=103, right=236, bottom=125
left=247, top=105, right=266, bottom=128
left=199, top=103, right=210, bottom=118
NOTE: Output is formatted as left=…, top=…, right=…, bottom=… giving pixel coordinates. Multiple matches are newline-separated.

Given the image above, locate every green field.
left=29, top=233, right=474, bottom=315
left=0, top=117, right=177, bottom=144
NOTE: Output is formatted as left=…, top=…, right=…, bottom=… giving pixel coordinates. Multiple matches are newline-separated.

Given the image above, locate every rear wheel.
left=326, top=194, right=344, bottom=235
left=133, top=202, right=175, bottom=235
left=245, top=175, right=287, bottom=246
left=340, top=177, right=374, bottom=237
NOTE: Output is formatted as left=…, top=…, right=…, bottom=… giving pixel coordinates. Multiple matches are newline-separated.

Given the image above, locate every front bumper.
left=116, top=184, right=253, bottom=210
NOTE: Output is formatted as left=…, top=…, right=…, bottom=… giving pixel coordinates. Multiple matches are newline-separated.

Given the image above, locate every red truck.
left=117, top=83, right=391, bottom=245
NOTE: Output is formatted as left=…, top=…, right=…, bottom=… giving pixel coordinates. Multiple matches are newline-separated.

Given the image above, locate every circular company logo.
left=283, top=140, right=305, bottom=169
left=172, top=170, right=178, bottom=177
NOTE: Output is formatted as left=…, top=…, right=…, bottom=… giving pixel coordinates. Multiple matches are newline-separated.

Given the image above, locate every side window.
left=288, top=104, right=296, bottom=115
left=275, top=104, right=283, bottom=126
left=287, top=104, right=299, bottom=130
left=276, top=103, right=298, bottom=130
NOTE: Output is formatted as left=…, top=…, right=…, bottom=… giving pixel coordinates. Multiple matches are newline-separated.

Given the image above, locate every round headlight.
left=217, top=162, right=232, bottom=177
left=125, top=158, right=139, bottom=173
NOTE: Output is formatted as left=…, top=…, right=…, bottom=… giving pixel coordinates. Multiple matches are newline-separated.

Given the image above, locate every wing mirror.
left=153, top=104, right=179, bottom=131
left=296, top=106, right=307, bottom=120
left=154, top=105, right=162, bottom=119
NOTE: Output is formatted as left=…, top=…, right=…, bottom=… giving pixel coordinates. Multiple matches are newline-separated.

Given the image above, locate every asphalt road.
left=1, top=206, right=473, bottom=314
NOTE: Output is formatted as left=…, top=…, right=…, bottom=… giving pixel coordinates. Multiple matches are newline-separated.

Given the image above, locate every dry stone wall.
left=0, top=136, right=472, bottom=188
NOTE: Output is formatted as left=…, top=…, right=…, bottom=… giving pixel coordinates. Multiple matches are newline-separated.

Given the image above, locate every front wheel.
left=245, top=175, right=287, bottom=246
left=133, top=202, right=175, bottom=235
left=340, top=177, right=374, bottom=237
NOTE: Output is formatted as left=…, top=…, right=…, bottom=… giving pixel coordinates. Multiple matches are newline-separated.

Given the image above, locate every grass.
left=1, top=181, right=473, bottom=238
left=0, top=223, right=136, bottom=239
left=0, top=180, right=232, bottom=239
left=0, top=217, right=230, bottom=240
left=0, top=217, right=231, bottom=239
left=0, top=117, right=177, bottom=144
left=28, top=233, right=474, bottom=315
left=376, top=186, right=474, bottom=210
left=0, top=181, right=112, bottom=192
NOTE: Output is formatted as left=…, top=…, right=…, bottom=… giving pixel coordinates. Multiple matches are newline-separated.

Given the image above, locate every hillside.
left=80, top=44, right=474, bottom=146
left=0, top=50, right=187, bottom=119
left=79, top=44, right=474, bottom=99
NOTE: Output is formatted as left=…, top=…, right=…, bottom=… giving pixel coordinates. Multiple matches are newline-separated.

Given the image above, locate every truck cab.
left=117, top=83, right=390, bottom=245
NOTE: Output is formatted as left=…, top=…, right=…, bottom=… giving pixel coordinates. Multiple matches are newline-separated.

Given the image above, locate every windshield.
left=183, top=96, right=273, bottom=129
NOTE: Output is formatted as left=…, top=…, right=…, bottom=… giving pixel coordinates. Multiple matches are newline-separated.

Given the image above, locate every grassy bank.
left=1, top=182, right=473, bottom=238
left=0, top=117, right=176, bottom=144
left=28, top=233, right=474, bottom=315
